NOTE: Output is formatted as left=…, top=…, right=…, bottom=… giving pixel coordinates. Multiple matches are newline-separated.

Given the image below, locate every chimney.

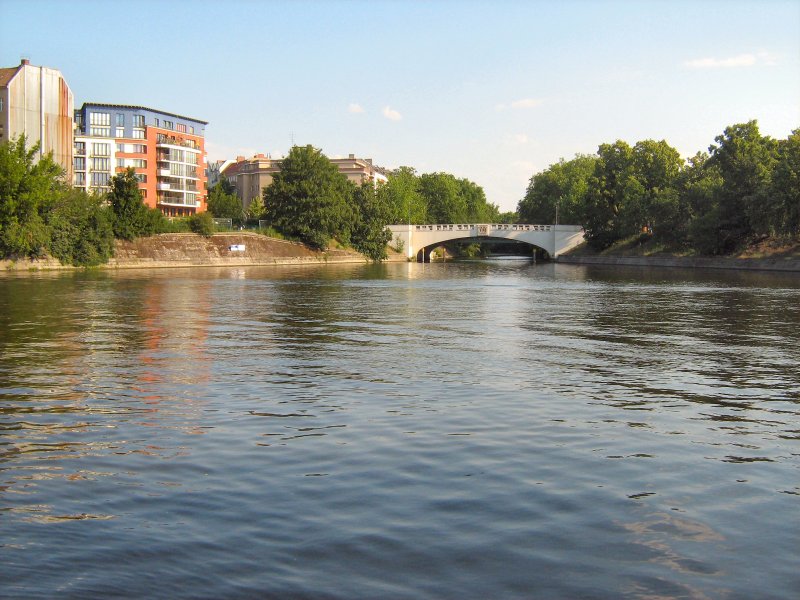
left=236, top=155, right=245, bottom=162
left=21, top=58, right=30, bottom=66
left=349, top=154, right=355, bottom=159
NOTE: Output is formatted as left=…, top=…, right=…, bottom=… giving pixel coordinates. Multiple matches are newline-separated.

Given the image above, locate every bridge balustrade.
left=413, top=223, right=554, bottom=233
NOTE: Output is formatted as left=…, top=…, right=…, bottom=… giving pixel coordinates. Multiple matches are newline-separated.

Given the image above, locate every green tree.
left=47, top=188, right=115, bottom=266
left=631, top=139, right=683, bottom=231
left=207, top=183, right=244, bottom=223
left=246, top=194, right=265, bottom=221
left=418, top=172, right=467, bottom=223
left=379, top=166, right=426, bottom=224
left=583, top=141, right=641, bottom=248
left=517, top=154, right=596, bottom=224
left=109, top=167, right=164, bottom=240
left=350, top=182, right=392, bottom=260
left=497, top=211, right=518, bottom=223
left=262, top=145, right=354, bottom=249
left=708, top=120, right=778, bottom=250
left=762, top=129, right=800, bottom=235
left=0, top=136, right=63, bottom=257
left=459, top=178, right=498, bottom=222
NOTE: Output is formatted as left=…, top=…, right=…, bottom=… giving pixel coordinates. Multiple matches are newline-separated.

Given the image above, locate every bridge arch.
left=387, top=223, right=584, bottom=262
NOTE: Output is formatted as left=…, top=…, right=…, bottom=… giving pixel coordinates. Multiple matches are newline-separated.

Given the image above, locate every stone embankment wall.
left=557, top=254, right=800, bottom=272
left=1, top=232, right=406, bottom=271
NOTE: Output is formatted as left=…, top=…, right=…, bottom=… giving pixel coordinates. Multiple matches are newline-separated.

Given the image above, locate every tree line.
left=517, top=121, right=799, bottom=254
left=0, top=136, right=213, bottom=266
left=207, top=144, right=504, bottom=259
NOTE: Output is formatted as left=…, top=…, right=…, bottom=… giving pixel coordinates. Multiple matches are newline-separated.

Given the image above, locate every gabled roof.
left=0, top=65, right=22, bottom=87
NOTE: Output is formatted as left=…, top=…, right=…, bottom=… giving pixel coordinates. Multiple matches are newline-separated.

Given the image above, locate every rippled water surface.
left=1, top=262, right=798, bottom=599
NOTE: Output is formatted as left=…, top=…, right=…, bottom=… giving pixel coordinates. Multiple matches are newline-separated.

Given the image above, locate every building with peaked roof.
left=74, top=103, right=208, bottom=216
left=0, top=59, right=74, bottom=178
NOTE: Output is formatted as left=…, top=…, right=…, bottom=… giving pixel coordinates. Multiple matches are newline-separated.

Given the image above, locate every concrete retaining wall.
left=556, top=254, right=800, bottom=273
left=1, top=233, right=405, bottom=272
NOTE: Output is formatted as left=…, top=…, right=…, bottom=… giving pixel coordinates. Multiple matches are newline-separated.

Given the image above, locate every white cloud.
left=504, top=133, right=529, bottom=145
left=496, top=98, right=543, bottom=111
left=684, top=51, right=779, bottom=69
left=348, top=103, right=365, bottom=114
left=511, top=98, right=542, bottom=109
left=382, top=106, right=402, bottom=121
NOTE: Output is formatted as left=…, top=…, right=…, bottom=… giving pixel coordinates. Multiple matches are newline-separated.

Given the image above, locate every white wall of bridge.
left=387, top=224, right=585, bottom=259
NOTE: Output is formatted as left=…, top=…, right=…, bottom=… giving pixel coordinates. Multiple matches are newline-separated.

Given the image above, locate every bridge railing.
left=412, top=223, right=554, bottom=232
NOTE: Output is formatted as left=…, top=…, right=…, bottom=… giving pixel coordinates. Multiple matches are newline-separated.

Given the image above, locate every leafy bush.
left=188, top=211, right=215, bottom=237
left=47, top=189, right=114, bottom=266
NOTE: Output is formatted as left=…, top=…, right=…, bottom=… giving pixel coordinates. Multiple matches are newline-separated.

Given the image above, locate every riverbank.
left=1, top=232, right=407, bottom=271
left=556, top=235, right=800, bottom=272
left=556, top=254, right=800, bottom=272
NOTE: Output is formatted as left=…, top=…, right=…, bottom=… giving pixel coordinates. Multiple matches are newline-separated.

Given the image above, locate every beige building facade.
left=0, top=59, right=74, bottom=179
left=221, top=152, right=388, bottom=211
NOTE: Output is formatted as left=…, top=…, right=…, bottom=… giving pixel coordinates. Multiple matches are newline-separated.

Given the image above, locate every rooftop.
left=78, top=102, right=208, bottom=125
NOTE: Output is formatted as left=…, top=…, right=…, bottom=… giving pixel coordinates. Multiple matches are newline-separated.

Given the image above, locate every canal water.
left=1, top=262, right=798, bottom=599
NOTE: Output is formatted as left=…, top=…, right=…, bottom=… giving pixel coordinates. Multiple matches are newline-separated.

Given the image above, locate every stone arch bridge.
left=387, top=223, right=585, bottom=261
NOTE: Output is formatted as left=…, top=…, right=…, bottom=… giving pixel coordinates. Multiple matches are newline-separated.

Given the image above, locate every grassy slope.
left=565, top=234, right=800, bottom=260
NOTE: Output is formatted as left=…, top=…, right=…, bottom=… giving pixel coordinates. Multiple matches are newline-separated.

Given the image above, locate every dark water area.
left=1, top=262, right=798, bottom=599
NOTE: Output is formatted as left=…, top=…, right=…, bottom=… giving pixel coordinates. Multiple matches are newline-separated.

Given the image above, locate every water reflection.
left=0, top=263, right=798, bottom=598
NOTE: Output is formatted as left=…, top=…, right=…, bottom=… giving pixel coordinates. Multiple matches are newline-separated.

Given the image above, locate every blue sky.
left=1, top=0, right=798, bottom=212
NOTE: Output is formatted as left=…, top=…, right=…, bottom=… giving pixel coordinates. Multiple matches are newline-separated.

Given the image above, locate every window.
left=92, top=157, right=110, bottom=171
left=92, top=143, right=110, bottom=156
left=90, top=112, right=110, bottom=126
left=75, top=113, right=84, bottom=128
left=90, top=127, right=110, bottom=136
left=154, top=118, right=160, bottom=127
left=116, top=143, right=125, bottom=152
left=74, top=172, right=85, bottom=186
left=134, top=173, right=147, bottom=183
left=91, top=172, right=110, bottom=187
left=74, top=157, right=85, bottom=170
left=117, top=158, right=125, bottom=168
left=132, top=115, right=145, bottom=128
left=189, top=126, right=195, bottom=134
left=0, top=98, right=3, bottom=111
left=74, top=142, right=85, bottom=154
left=186, top=152, right=198, bottom=165
left=116, top=127, right=124, bottom=138
left=164, top=120, right=173, bottom=130
left=116, top=113, right=125, bottom=126
left=176, top=123, right=186, bottom=133
left=132, top=130, right=145, bottom=139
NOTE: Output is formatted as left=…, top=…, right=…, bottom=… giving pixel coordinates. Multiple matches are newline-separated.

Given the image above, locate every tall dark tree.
left=109, top=167, right=163, bottom=240
left=708, top=120, right=778, bottom=250
left=262, top=145, right=354, bottom=249
left=762, top=128, right=800, bottom=235
left=350, top=182, right=392, bottom=260
left=583, top=140, right=644, bottom=248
